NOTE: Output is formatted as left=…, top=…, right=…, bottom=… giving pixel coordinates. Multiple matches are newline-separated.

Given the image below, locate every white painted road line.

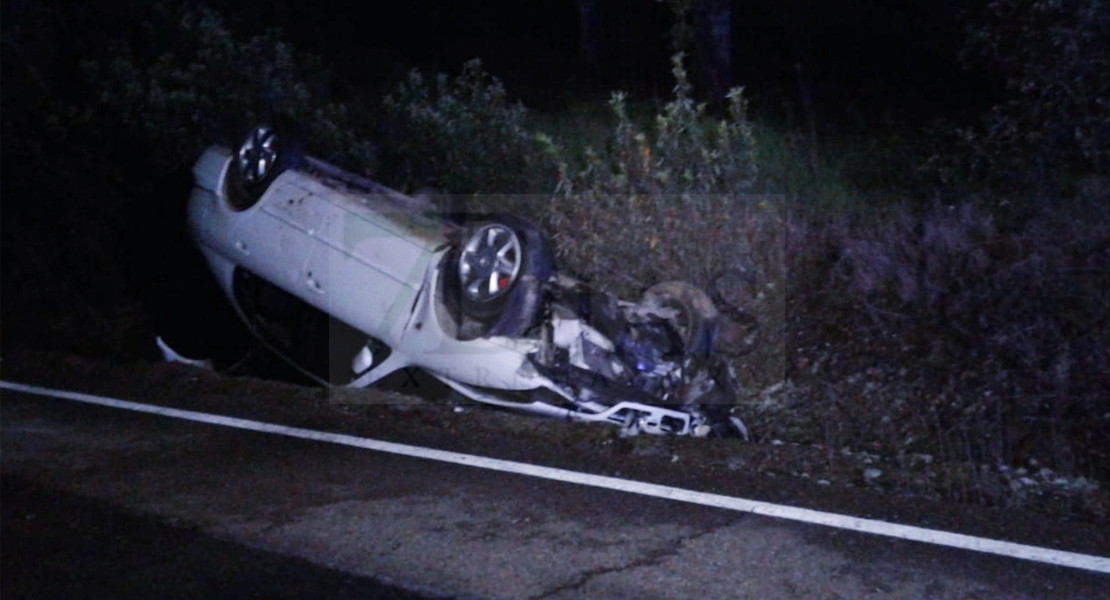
left=3, top=379, right=1109, bottom=574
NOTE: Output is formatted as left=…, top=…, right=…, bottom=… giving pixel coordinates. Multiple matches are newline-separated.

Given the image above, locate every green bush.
left=78, top=4, right=375, bottom=174
left=531, top=54, right=785, bottom=388
left=952, top=0, right=1109, bottom=191
left=538, top=54, right=761, bottom=284
left=381, top=59, right=548, bottom=194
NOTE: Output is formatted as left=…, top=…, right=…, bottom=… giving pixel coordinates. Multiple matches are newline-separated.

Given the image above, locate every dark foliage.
left=946, top=0, right=1110, bottom=192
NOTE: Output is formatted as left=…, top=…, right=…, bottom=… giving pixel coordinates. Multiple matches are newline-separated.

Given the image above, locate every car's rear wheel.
left=228, top=124, right=303, bottom=210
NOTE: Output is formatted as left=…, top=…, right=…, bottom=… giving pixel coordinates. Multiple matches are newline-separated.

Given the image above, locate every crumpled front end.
left=523, top=276, right=747, bottom=437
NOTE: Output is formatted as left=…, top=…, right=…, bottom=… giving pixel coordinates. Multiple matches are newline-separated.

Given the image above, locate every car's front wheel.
left=451, top=216, right=553, bottom=337
left=458, top=222, right=524, bottom=320
left=640, top=281, right=720, bottom=355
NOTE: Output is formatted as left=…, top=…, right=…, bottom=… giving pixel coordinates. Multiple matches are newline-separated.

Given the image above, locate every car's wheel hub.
left=459, top=224, right=522, bottom=303
left=238, top=126, right=278, bottom=185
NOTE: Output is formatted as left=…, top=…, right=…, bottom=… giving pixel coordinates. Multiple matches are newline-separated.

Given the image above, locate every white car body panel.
left=187, top=145, right=543, bottom=393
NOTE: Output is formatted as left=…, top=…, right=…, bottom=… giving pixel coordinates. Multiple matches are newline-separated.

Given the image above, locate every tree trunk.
left=693, top=0, right=732, bottom=103
left=576, top=0, right=602, bottom=70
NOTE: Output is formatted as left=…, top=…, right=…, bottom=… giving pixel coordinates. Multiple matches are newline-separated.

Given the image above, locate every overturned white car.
left=188, top=125, right=749, bottom=437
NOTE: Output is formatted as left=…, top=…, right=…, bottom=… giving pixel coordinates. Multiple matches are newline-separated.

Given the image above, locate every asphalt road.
left=1, top=475, right=428, bottom=600
left=1, top=355, right=1107, bottom=599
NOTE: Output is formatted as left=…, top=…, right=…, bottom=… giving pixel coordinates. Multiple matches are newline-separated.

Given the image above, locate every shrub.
left=539, top=55, right=760, bottom=283
left=953, top=0, right=1110, bottom=191
left=380, top=59, right=548, bottom=194
left=78, top=4, right=375, bottom=175
left=774, top=199, right=1110, bottom=483
left=535, top=54, right=785, bottom=388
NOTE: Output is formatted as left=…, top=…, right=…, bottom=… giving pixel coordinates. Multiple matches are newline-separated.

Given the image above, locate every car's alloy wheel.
left=237, top=125, right=279, bottom=188
left=451, top=216, right=553, bottom=337
left=458, top=223, right=523, bottom=306
left=228, top=123, right=302, bottom=210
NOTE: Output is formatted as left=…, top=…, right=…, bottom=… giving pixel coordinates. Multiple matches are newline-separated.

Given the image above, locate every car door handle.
left=234, top=241, right=250, bottom=255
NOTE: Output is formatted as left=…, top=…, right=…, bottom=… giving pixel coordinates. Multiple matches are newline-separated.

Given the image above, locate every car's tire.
left=643, top=282, right=742, bottom=435
left=710, top=268, right=761, bottom=357
left=453, top=216, right=553, bottom=336
left=228, top=123, right=303, bottom=210
left=640, top=281, right=720, bottom=355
